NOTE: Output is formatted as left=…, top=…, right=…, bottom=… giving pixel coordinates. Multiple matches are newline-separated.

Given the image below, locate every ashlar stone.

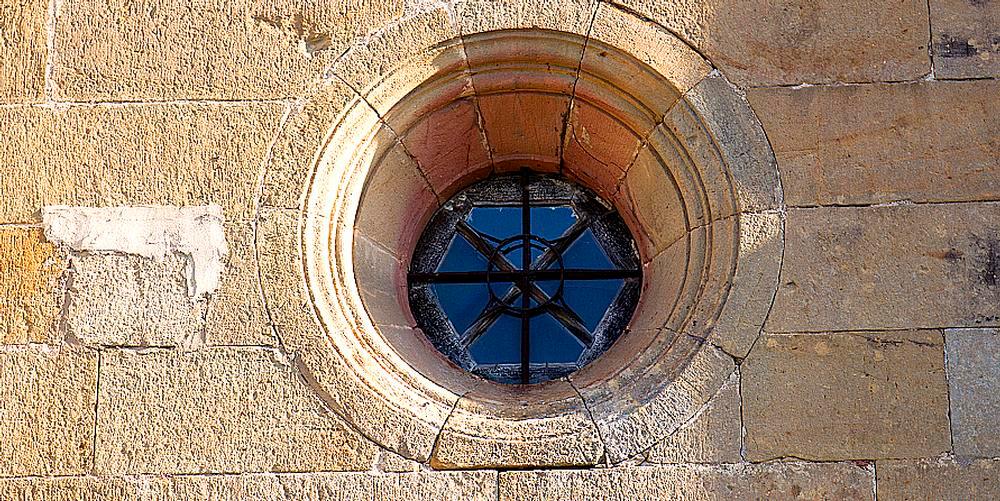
left=768, top=204, right=1000, bottom=332
left=0, top=227, right=65, bottom=344
left=51, top=0, right=404, bottom=100
left=743, top=331, right=950, bottom=461
left=0, top=0, right=46, bottom=102
left=750, top=80, right=1000, bottom=207
left=499, top=462, right=873, bottom=500
left=0, top=104, right=283, bottom=223
left=877, top=458, right=1000, bottom=501
left=944, top=328, right=1000, bottom=458
left=65, top=253, right=205, bottom=347
left=644, top=371, right=741, bottom=464
left=95, top=347, right=379, bottom=474
left=930, top=0, right=1000, bottom=79
left=0, top=346, right=97, bottom=476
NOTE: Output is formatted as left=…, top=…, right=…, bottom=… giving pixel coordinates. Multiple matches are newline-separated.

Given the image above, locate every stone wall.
left=1, top=0, right=998, bottom=499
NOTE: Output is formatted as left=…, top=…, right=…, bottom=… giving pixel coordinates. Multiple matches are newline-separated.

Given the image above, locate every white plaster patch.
left=42, top=205, right=228, bottom=298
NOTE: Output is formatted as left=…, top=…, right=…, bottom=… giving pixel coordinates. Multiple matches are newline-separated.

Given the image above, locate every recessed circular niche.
left=260, top=6, right=783, bottom=470
left=408, top=171, right=643, bottom=385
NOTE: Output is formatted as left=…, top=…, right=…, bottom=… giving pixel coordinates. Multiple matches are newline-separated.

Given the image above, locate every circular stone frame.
left=257, top=3, right=784, bottom=469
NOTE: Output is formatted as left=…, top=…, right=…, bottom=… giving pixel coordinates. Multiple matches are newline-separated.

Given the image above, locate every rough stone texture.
left=0, top=471, right=499, bottom=500
left=65, top=253, right=205, bottom=347
left=432, top=382, right=604, bottom=469
left=51, top=0, right=404, bottom=100
left=499, top=462, right=873, bottom=500
left=0, top=227, right=65, bottom=344
left=0, top=347, right=97, bottom=476
left=768, top=204, right=1000, bottom=332
left=750, top=80, right=1000, bottom=207
left=644, top=372, right=741, bottom=464
left=205, top=222, right=274, bottom=346
left=743, top=331, right=950, bottom=461
left=454, top=0, right=597, bottom=35
left=877, top=458, right=1000, bottom=500
left=95, top=347, right=378, bottom=474
left=614, top=0, right=930, bottom=86
left=0, top=0, right=46, bottom=102
left=0, top=104, right=282, bottom=223
left=944, top=328, right=1000, bottom=457
left=930, top=0, right=1000, bottom=79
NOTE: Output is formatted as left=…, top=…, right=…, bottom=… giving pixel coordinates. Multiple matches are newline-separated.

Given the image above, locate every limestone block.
left=0, top=104, right=282, bottom=223
left=562, top=100, right=641, bottom=200
left=95, top=347, right=378, bottom=474
left=930, top=0, right=1000, bottom=79
left=454, top=0, right=597, bottom=35
left=678, top=76, right=783, bottom=214
left=877, top=458, right=1000, bottom=500
left=743, top=331, right=950, bottom=461
left=0, top=346, right=97, bottom=476
left=478, top=92, right=570, bottom=172
left=499, top=462, right=873, bottom=500
left=0, top=227, right=65, bottom=344
left=750, top=80, right=1000, bottom=207
left=205, top=222, right=274, bottom=346
left=616, top=141, right=688, bottom=258
left=335, top=8, right=466, bottom=124
left=644, top=371, right=741, bottom=464
left=432, top=382, right=604, bottom=469
left=65, top=253, right=205, bottom=347
left=767, top=204, right=1000, bottom=332
left=399, top=97, right=492, bottom=198
left=261, top=79, right=359, bottom=210
left=0, top=0, right=46, bottom=102
left=945, top=328, right=1000, bottom=457
left=51, top=0, right=404, bottom=100
left=0, top=471, right=499, bottom=500
left=614, top=0, right=929, bottom=86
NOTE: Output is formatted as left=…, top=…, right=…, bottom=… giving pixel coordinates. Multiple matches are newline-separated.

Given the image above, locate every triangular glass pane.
left=530, top=313, right=585, bottom=364
left=469, top=314, right=521, bottom=364
left=561, top=229, right=614, bottom=269
left=431, top=284, right=489, bottom=334
left=437, top=234, right=488, bottom=272
left=468, top=207, right=522, bottom=241
left=561, top=279, right=623, bottom=331
left=531, top=206, right=577, bottom=241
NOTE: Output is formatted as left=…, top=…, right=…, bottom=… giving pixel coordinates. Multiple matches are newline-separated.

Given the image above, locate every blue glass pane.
left=488, top=281, right=518, bottom=305
left=437, top=234, right=487, bottom=272
left=536, top=280, right=561, bottom=298
left=469, top=314, right=521, bottom=364
left=562, top=279, right=622, bottom=331
left=432, top=284, right=489, bottom=334
left=468, top=207, right=522, bottom=240
left=562, top=229, right=614, bottom=269
left=530, top=314, right=584, bottom=364
left=531, top=206, right=577, bottom=241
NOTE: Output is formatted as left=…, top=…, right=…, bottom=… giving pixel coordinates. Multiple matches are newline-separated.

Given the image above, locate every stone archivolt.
left=257, top=3, right=783, bottom=469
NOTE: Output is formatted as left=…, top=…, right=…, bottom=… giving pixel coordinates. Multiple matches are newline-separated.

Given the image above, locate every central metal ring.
left=485, top=234, right=565, bottom=318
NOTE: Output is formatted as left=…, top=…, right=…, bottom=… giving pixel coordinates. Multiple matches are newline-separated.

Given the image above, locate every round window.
left=408, top=170, right=642, bottom=384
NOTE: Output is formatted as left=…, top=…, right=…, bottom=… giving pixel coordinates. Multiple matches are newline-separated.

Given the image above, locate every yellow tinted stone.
left=0, top=227, right=64, bottom=344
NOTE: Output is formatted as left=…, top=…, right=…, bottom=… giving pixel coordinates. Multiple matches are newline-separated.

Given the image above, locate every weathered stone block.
left=930, top=0, right=1000, bottom=79
left=66, top=253, right=205, bottom=347
left=0, top=0, right=46, bottom=102
left=945, top=328, right=1000, bottom=457
left=0, top=347, right=97, bottom=476
left=205, top=222, right=274, bottom=346
left=455, top=0, right=597, bottom=35
left=750, top=80, right=1000, bottom=207
left=644, top=372, right=741, bottom=464
left=0, top=471, right=499, bottom=500
left=51, top=0, right=404, bottom=100
left=877, top=458, right=1000, bottom=500
left=499, top=462, right=873, bottom=500
left=478, top=92, right=570, bottom=171
left=0, top=227, right=65, bottom=344
left=95, top=347, right=378, bottom=474
left=767, top=204, right=1000, bottom=332
left=743, top=331, right=950, bottom=461
left=615, top=0, right=929, bottom=86
left=0, top=104, right=282, bottom=223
